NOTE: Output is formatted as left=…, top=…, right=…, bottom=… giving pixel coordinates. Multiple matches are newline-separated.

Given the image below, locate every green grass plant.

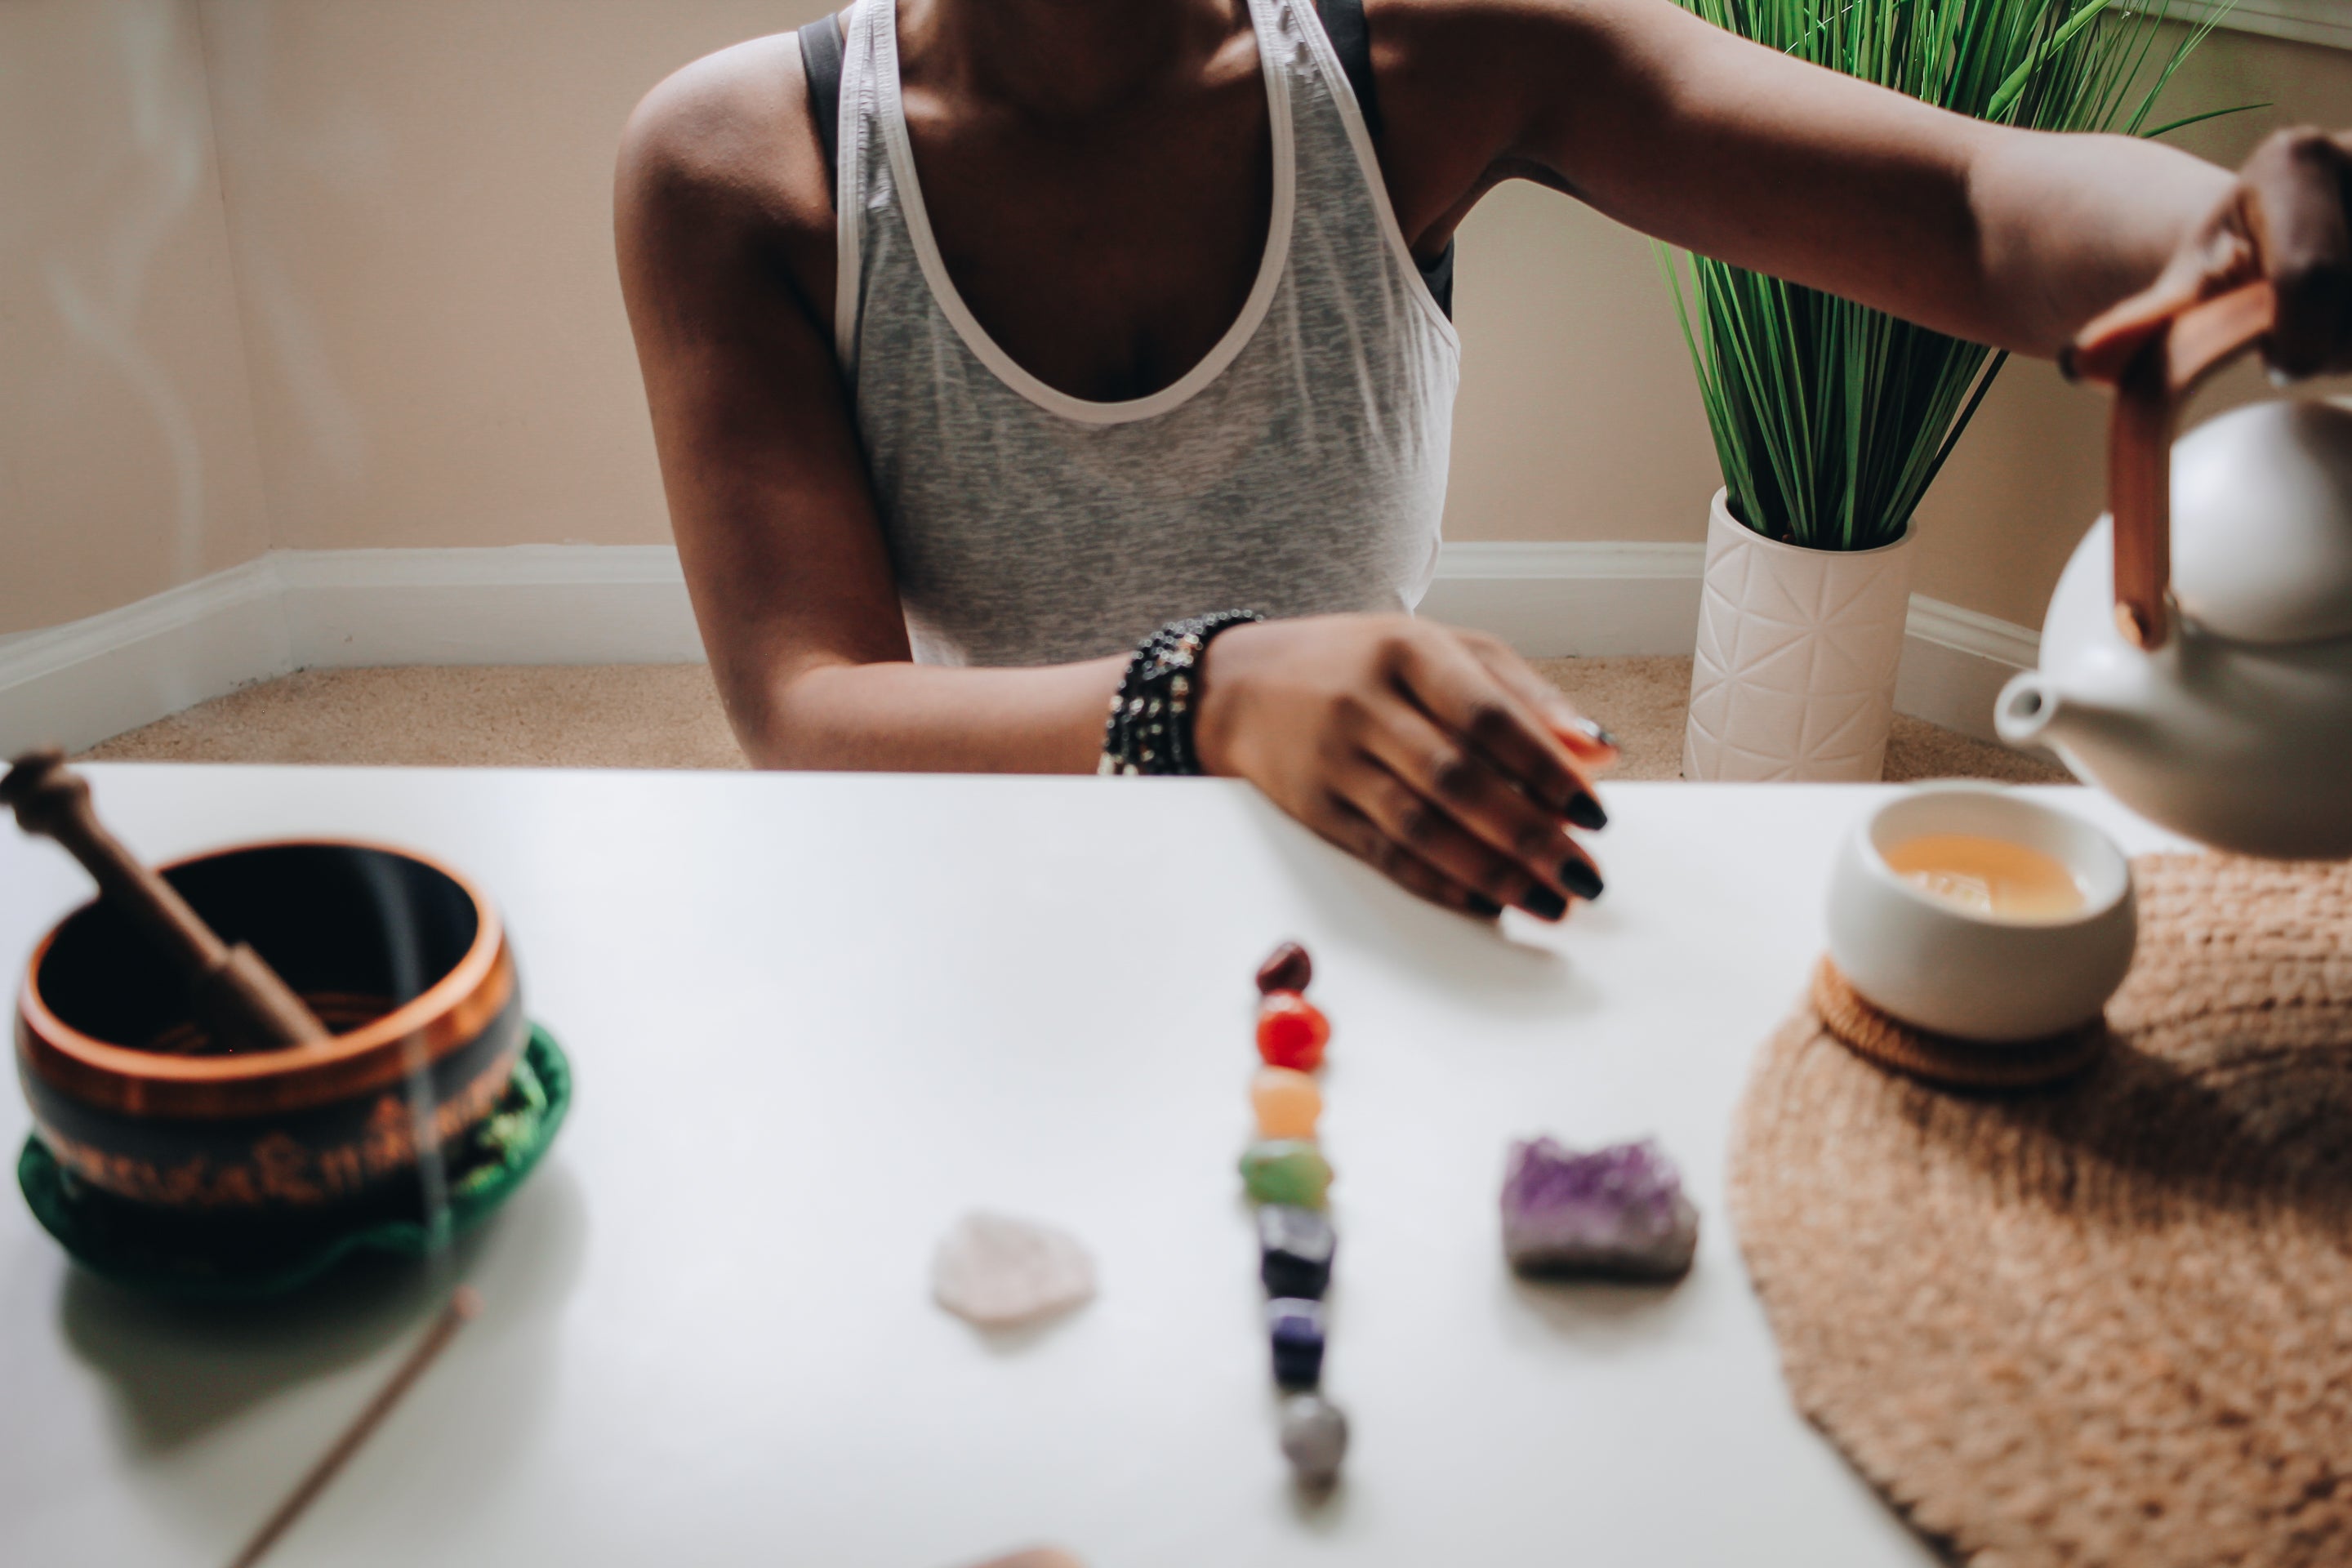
left=1661, top=0, right=2233, bottom=550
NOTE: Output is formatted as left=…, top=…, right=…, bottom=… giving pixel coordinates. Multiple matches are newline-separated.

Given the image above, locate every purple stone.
left=1267, top=1298, right=1325, bottom=1389
left=1499, top=1135, right=1699, bottom=1281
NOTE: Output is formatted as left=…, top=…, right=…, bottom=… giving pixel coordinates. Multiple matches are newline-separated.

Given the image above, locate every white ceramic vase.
left=1682, top=488, right=1917, bottom=782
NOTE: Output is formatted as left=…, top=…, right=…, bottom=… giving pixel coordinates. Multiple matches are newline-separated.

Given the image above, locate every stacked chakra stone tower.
left=1238, top=941, right=1349, bottom=1487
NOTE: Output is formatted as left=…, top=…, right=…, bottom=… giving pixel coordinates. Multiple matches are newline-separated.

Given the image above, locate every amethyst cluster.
left=1499, top=1136, right=1699, bottom=1281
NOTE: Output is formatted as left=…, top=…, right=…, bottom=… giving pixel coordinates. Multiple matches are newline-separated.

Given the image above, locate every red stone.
left=1257, top=991, right=1330, bottom=1071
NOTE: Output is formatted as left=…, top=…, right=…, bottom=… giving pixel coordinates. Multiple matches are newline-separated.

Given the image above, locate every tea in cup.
left=1879, top=833, right=2090, bottom=920
left=1828, top=787, right=2136, bottom=1042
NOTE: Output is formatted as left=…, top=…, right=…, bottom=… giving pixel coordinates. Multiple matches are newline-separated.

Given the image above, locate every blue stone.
left=1267, top=1297, right=1326, bottom=1389
left=1257, top=1204, right=1335, bottom=1300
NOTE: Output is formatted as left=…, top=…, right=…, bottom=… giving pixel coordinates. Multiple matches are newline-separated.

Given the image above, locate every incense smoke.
left=43, top=0, right=210, bottom=581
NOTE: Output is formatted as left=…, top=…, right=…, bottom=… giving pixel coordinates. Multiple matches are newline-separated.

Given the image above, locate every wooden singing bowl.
left=15, top=840, right=524, bottom=1217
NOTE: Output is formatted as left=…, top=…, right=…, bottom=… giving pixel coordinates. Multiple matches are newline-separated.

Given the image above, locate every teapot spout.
left=1994, top=673, right=2064, bottom=749
left=1994, top=671, right=2125, bottom=755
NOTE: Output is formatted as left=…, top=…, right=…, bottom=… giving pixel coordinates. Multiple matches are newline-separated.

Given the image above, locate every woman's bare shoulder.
left=617, top=31, right=834, bottom=248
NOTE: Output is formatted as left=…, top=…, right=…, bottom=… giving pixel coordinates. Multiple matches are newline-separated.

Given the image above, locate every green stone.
left=1241, top=1140, right=1333, bottom=1208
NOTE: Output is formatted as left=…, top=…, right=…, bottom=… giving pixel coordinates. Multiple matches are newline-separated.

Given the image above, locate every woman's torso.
left=831, top=0, right=1460, bottom=666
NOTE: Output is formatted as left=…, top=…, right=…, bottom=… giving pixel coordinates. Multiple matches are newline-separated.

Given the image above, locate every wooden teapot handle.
left=2, top=748, right=332, bottom=1051
left=2077, top=281, right=2277, bottom=649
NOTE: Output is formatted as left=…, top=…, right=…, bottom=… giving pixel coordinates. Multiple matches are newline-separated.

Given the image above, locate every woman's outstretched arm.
left=1376, top=0, right=2349, bottom=372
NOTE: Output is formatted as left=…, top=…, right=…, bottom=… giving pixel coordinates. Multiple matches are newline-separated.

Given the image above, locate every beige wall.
left=8, top=7, right=2352, bottom=637
left=191, top=0, right=801, bottom=556
left=0, top=0, right=271, bottom=635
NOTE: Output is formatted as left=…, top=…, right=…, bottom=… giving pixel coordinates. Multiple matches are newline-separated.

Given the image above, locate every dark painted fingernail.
left=1565, top=791, right=1608, bottom=831
left=1573, top=716, right=1619, bottom=750
left=1466, top=893, right=1503, bottom=920
left=1559, top=859, right=1604, bottom=901
left=1522, top=885, right=1568, bottom=921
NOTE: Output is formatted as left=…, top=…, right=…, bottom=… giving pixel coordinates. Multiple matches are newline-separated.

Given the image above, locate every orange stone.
left=1251, top=1067, right=1323, bottom=1141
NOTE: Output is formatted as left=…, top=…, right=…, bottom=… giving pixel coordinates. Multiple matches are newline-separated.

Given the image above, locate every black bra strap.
left=799, top=14, right=846, bottom=203
left=1318, top=0, right=1454, bottom=318
left=1321, top=0, right=1384, bottom=140
left=1419, top=239, right=1454, bottom=318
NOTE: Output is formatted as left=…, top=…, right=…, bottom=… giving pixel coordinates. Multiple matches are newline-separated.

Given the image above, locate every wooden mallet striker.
left=2, top=748, right=331, bottom=1052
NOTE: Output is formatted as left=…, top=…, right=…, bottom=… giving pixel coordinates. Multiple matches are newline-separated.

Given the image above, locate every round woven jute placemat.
left=1731, top=853, right=2352, bottom=1567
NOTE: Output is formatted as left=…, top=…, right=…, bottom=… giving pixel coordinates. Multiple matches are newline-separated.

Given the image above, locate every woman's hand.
left=1192, top=615, right=1616, bottom=921
left=2071, top=127, right=2352, bottom=383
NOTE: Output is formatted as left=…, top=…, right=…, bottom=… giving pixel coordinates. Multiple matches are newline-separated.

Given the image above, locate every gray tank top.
left=831, top=0, right=1459, bottom=667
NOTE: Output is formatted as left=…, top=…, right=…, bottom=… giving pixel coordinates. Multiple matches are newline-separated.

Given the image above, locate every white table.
left=0, top=767, right=2186, bottom=1566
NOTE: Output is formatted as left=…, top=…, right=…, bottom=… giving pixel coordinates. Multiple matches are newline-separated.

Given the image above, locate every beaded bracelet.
left=1096, top=609, right=1263, bottom=777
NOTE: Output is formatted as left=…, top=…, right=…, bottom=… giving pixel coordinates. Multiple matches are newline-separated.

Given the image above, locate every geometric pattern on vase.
left=1683, top=489, right=1918, bottom=782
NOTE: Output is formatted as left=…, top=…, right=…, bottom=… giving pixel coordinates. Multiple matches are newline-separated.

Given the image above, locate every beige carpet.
left=80, top=658, right=2065, bottom=783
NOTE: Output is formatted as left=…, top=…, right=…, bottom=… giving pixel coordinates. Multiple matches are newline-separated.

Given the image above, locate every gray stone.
left=1278, top=1392, right=1349, bottom=1484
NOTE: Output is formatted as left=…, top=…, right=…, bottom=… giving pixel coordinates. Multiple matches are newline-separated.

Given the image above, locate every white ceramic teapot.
left=1996, top=283, right=2352, bottom=860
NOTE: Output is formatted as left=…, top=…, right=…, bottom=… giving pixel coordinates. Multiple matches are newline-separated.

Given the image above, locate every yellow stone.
left=1251, top=1067, right=1322, bottom=1141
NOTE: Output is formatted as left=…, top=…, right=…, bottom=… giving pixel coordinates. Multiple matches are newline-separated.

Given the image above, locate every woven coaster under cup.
left=1810, top=958, right=2108, bottom=1089
left=1731, top=853, right=2352, bottom=1567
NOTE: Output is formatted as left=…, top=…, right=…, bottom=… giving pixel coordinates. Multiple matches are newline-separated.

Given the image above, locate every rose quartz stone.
left=931, top=1211, right=1097, bottom=1327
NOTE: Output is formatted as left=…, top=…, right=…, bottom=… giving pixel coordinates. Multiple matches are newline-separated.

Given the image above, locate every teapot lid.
left=2172, top=399, right=2352, bottom=644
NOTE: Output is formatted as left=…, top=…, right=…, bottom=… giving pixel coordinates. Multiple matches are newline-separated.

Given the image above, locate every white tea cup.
left=1827, top=786, right=2136, bottom=1043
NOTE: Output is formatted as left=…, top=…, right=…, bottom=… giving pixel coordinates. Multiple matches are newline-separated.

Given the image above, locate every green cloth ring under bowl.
left=16, top=1023, right=572, bottom=1301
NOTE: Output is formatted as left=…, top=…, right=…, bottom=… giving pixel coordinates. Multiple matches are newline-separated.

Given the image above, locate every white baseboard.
left=1419, top=543, right=1705, bottom=657
left=1425, top=541, right=2035, bottom=742
left=0, top=562, right=292, bottom=758
left=0, top=541, right=2038, bottom=756
left=277, top=547, right=700, bottom=667
left=1894, top=597, right=2041, bottom=748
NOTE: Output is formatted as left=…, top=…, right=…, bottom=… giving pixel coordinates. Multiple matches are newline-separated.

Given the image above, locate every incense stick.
left=227, top=1286, right=482, bottom=1568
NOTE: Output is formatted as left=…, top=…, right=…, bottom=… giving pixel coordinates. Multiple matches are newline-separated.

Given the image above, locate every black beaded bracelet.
left=1098, top=610, right=1264, bottom=777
